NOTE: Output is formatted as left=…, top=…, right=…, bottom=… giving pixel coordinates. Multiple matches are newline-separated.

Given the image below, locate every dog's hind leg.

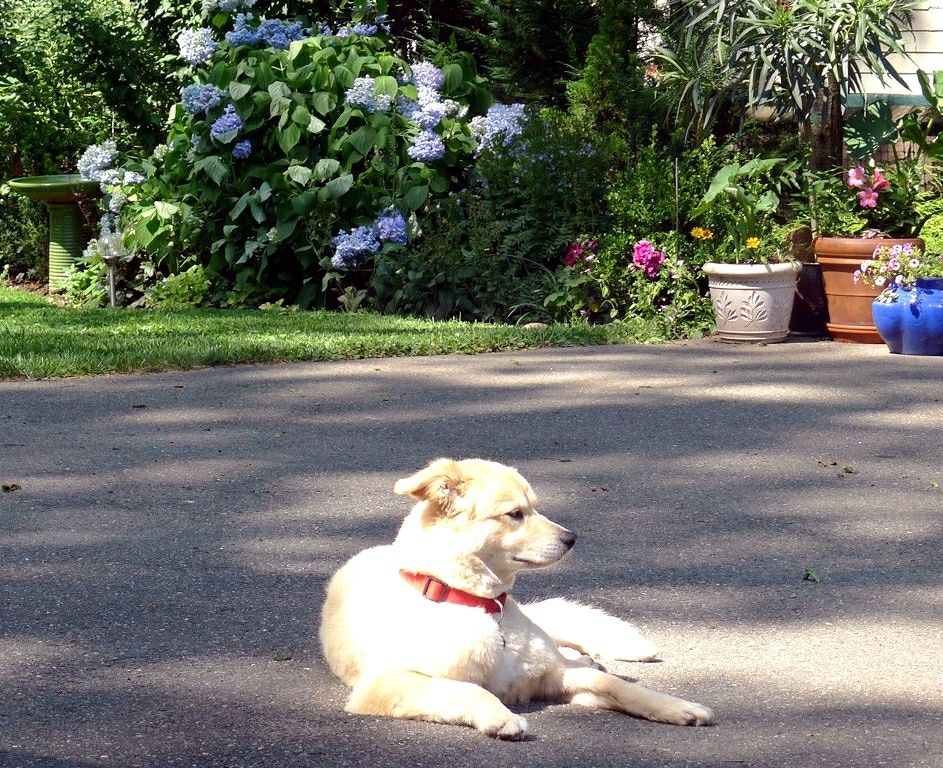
left=521, top=598, right=658, bottom=661
left=346, top=669, right=529, bottom=740
left=560, top=665, right=714, bottom=726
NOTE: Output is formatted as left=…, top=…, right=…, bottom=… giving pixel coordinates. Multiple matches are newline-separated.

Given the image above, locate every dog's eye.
left=505, top=509, right=525, bottom=522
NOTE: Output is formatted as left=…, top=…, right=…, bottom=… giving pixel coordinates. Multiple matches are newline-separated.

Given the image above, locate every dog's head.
left=393, top=458, right=576, bottom=591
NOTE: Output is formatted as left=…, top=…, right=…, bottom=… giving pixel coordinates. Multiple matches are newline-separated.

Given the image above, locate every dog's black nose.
left=560, top=529, right=577, bottom=549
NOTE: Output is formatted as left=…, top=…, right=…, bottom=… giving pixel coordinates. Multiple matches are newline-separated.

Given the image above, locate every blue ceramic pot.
left=872, top=277, right=943, bottom=355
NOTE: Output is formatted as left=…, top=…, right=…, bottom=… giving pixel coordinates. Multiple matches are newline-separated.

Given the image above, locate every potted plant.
left=807, top=94, right=941, bottom=342
left=692, top=157, right=800, bottom=343
left=855, top=242, right=943, bottom=354
left=657, top=0, right=917, bottom=171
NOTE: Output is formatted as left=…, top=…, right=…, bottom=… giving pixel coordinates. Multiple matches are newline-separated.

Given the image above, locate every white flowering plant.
left=854, top=242, right=943, bottom=303
left=116, top=0, right=511, bottom=307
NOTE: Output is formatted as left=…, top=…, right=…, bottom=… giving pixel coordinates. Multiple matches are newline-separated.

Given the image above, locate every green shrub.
left=370, top=191, right=540, bottom=321
left=472, top=107, right=611, bottom=269
left=0, top=187, right=47, bottom=278
left=144, top=264, right=214, bottom=308
left=540, top=135, right=726, bottom=333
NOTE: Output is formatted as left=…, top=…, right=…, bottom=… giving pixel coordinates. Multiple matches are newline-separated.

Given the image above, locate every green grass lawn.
left=0, top=286, right=669, bottom=379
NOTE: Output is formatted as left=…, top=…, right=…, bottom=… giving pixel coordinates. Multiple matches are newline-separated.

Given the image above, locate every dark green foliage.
left=565, top=0, right=665, bottom=146
left=459, top=0, right=601, bottom=104
left=474, top=108, right=611, bottom=268
left=0, top=0, right=182, bottom=273
left=0, top=191, right=47, bottom=280
left=371, top=193, right=518, bottom=321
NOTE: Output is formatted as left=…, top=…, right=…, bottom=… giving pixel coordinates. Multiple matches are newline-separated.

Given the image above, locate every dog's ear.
left=394, top=458, right=467, bottom=515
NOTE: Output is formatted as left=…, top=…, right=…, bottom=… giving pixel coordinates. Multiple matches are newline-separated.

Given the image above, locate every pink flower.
left=858, top=188, right=879, bottom=208
left=871, top=170, right=890, bottom=191
left=565, top=242, right=584, bottom=267
left=847, top=166, right=867, bottom=188
left=565, top=238, right=598, bottom=267
left=632, top=240, right=666, bottom=279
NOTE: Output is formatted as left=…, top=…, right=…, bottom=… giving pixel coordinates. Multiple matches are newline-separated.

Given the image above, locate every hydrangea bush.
left=119, top=0, right=492, bottom=306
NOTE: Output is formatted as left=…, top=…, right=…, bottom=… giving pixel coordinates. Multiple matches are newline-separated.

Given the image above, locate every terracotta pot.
left=814, top=236, right=926, bottom=343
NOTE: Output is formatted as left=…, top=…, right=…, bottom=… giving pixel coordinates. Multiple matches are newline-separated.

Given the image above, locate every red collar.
left=400, top=570, right=507, bottom=617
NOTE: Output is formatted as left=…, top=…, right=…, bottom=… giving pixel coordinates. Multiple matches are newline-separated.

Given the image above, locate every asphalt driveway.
left=1, top=338, right=941, bottom=767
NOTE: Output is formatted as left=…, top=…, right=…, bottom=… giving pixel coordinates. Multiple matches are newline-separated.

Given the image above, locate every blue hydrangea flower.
left=226, top=13, right=261, bottom=45
left=202, top=0, right=255, bottom=12
left=99, top=168, right=145, bottom=186
left=232, top=139, right=252, bottom=159
left=181, top=83, right=224, bottom=114
left=469, top=103, right=526, bottom=156
left=226, top=14, right=308, bottom=48
left=345, top=76, right=391, bottom=114
left=77, top=140, right=119, bottom=181
left=258, top=18, right=307, bottom=48
left=210, top=104, right=243, bottom=139
left=395, top=94, right=420, bottom=121
left=407, top=129, right=446, bottom=163
left=374, top=209, right=407, bottom=245
left=352, top=22, right=378, bottom=36
left=332, top=226, right=381, bottom=269
left=177, top=28, right=218, bottom=66
left=413, top=101, right=446, bottom=129
left=106, top=189, right=127, bottom=214
left=410, top=61, right=443, bottom=92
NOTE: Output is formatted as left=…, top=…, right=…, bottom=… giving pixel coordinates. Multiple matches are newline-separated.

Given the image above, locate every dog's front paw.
left=660, top=699, right=714, bottom=727
left=482, top=713, right=529, bottom=741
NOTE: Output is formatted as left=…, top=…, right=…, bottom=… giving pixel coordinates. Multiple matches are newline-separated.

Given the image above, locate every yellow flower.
left=746, top=236, right=761, bottom=249
left=691, top=227, right=713, bottom=240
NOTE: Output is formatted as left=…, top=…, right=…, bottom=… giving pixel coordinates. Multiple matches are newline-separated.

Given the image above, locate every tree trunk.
left=807, top=72, right=844, bottom=171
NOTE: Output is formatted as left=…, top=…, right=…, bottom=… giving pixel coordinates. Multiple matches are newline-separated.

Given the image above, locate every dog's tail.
left=521, top=598, right=659, bottom=662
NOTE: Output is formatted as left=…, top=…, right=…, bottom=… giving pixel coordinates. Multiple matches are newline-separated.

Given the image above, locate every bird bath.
left=7, top=174, right=102, bottom=289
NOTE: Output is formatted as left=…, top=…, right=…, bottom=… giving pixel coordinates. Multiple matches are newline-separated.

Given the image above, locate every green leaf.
left=153, top=201, right=180, bottom=219
left=441, top=63, right=464, bottom=92
left=321, top=174, right=354, bottom=200
left=195, top=156, right=228, bottom=185
left=230, top=191, right=251, bottom=220
left=229, top=81, right=252, bottom=101
left=306, top=114, right=327, bottom=134
left=277, top=122, right=302, bottom=154
left=291, top=104, right=312, bottom=127
left=403, top=184, right=428, bottom=211
left=291, top=191, right=317, bottom=216
left=274, top=217, right=298, bottom=241
left=333, top=64, right=355, bottom=90
left=268, top=81, right=291, bottom=101
left=311, top=90, right=334, bottom=116
left=285, top=165, right=312, bottom=185
left=429, top=173, right=450, bottom=195
left=347, top=125, right=377, bottom=156
left=374, top=74, right=399, bottom=97
left=313, top=158, right=341, bottom=180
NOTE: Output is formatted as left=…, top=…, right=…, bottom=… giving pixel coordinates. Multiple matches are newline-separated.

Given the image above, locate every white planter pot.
left=703, top=261, right=800, bottom=343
